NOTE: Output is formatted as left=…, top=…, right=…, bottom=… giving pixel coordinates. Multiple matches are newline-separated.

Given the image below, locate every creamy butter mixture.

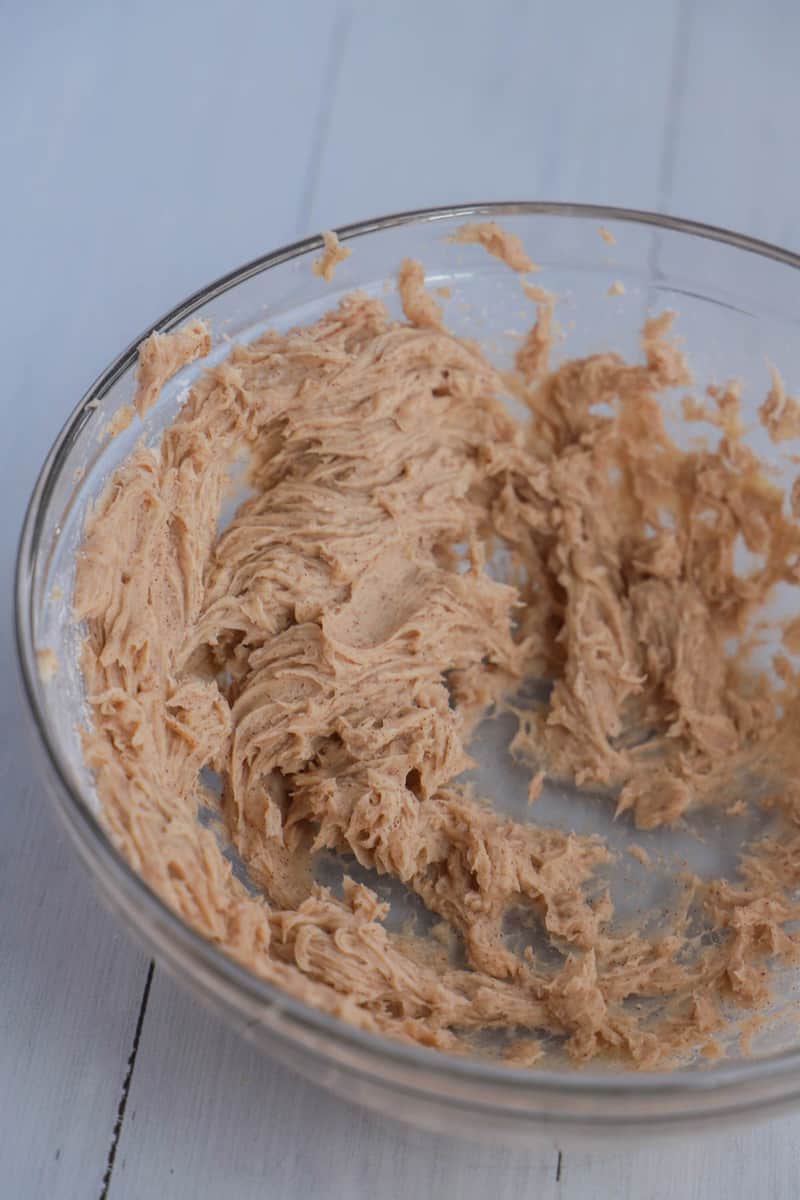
left=75, top=229, right=800, bottom=1067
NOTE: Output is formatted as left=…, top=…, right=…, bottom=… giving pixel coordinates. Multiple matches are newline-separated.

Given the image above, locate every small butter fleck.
left=37, top=647, right=58, bottom=682
left=103, top=405, right=134, bottom=439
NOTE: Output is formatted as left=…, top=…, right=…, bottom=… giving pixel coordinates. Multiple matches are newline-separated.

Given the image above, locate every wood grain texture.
left=109, top=974, right=561, bottom=1200
left=661, top=0, right=800, bottom=248
left=0, top=782, right=147, bottom=1197
left=0, top=386, right=148, bottom=1193
left=0, top=10, right=154, bottom=1191
left=307, top=0, right=685, bottom=229
left=560, top=1116, right=800, bottom=1200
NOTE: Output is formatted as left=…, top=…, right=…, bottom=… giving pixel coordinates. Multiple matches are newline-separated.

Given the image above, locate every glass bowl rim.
left=15, top=200, right=800, bottom=1112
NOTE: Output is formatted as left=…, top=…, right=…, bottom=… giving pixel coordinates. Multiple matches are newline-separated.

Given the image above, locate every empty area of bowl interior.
left=29, top=211, right=800, bottom=1076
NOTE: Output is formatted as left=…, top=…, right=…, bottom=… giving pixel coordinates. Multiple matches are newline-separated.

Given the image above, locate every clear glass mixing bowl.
left=15, top=204, right=800, bottom=1143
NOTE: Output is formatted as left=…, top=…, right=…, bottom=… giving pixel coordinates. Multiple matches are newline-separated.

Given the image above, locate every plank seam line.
left=648, top=0, right=694, bottom=289
left=657, top=0, right=694, bottom=213
left=98, top=960, right=155, bottom=1200
left=296, top=0, right=355, bottom=237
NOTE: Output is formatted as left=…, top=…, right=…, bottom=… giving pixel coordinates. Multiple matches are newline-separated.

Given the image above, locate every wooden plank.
left=307, top=0, right=684, bottom=229
left=0, top=760, right=147, bottom=1197
left=0, top=567, right=148, bottom=1194
left=4, top=0, right=349, bottom=388
left=559, top=1114, right=800, bottom=1199
left=663, top=0, right=800, bottom=248
left=109, top=974, right=560, bottom=1200
left=0, top=1, right=345, bottom=1194
left=0, top=9, right=155, bottom=1187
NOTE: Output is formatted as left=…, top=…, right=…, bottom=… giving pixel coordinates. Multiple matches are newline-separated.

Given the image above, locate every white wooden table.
left=3, top=2, right=800, bottom=1194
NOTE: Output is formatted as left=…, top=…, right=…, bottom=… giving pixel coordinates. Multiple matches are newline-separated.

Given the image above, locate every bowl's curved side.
left=15, top=201, right=800, bottom=1138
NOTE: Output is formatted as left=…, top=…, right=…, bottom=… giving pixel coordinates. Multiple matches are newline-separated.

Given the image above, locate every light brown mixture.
left=134, top=320, right=211, bottom=418
left=75, top=231, right=800, bottom=1068
left=102, top=405, right=135, bottom=439
left=759, top=364, right=800, bottom=443
left=448, top=221, right=539, bottom=273
left=312, top=230, right=351, bottom=282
